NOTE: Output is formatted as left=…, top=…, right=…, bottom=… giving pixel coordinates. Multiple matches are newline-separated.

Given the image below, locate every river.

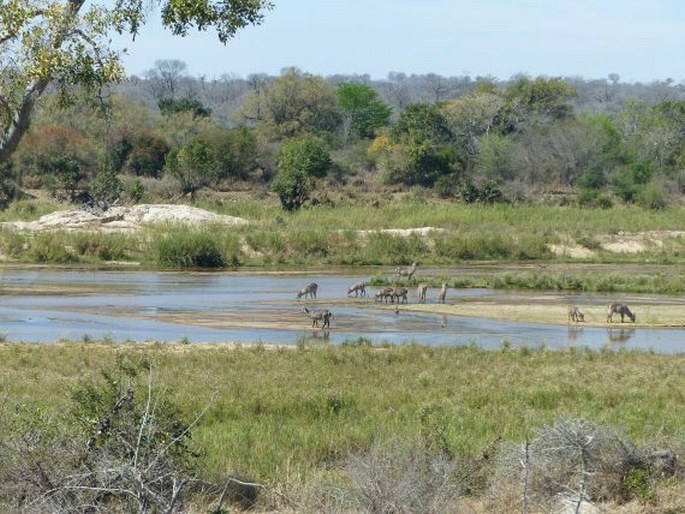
left=0, top=268, right=682, bottom=353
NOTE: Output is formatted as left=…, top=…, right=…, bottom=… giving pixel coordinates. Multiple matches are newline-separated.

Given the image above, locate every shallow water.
left=0, top=268, right=682, bottom=353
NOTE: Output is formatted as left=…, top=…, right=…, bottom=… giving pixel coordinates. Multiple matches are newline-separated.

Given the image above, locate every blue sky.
left=113, top=0, right=685, bottom=83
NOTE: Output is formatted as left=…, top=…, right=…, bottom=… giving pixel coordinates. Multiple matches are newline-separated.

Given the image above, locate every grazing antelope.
left=607, top=302, right=636, bottom=323
left=438, top=283, right=448, bottom=304
left=297, top=282, right=318, bottom=300
left=395, top=262, right=418, bottom=280
left=567, top=305, right=585, bottom=323
left=302, top=307, right=333, bottom=329
left=347, top=282, right=367, bottom=297
left=417, top=284, right=428, bottom=303
left=392, top=286, right=408, bottom=304
left=375, top=287, right=394, bottom=303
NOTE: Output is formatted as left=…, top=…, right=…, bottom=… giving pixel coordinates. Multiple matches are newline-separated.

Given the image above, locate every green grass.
left=4, top=200, right=685, bottom=274
left=1, top=343, right=682, bottom=486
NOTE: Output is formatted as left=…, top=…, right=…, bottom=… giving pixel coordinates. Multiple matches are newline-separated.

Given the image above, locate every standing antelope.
left=347, top=282, right=367, bottom=297
left=297, top=282, right=318, bottom=299
left=417, top=284, right=428, bottom=303
left=302, top=307, right=333, bottom=329
left=392, top=286, right=408, bottom=304
left=607, top=302, right=636, bottom=323
left=375, top=287, right=394, bottom=303
left=395, top=262, right=418, bottom=280
left=567, top=305, right=585, bottom=323
left=438, top=283, right=448, bottom=303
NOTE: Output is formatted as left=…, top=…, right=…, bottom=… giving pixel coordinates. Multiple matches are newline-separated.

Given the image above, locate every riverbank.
left=3, top=201, right=685, bottom=272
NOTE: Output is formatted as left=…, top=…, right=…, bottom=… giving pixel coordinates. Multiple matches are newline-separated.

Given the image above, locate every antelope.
left=417, top=284, right=428, bottom=303
left=347, top=282, right=367, bottom=297
left=375, top=287, right=394, bottom=303
left=297, top=282, right=318, bottom=300
left=607, top=302, right=636, bottom=323
left=302, top=307, right=333, bottom=329
left=395, top=262, right=418, bottom=280
left=438, top=283, right=448, bottom=304
left=567, top=305, right=585, bottom=323
left=392, top=286, right=408, bottom=304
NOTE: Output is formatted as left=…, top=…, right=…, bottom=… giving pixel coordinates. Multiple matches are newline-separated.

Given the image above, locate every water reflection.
left=607, top=328, right=635, bottom=343
left=0, top=268, right=682, bottom=353
left=567, top=325, right=583, bottom=342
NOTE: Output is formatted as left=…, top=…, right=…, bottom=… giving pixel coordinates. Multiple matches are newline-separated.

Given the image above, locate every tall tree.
left=239, top=67, right=340, bottom=139
left=337, top=82, right=392, bottom=140
left=0, top=0, right=273, bottom=163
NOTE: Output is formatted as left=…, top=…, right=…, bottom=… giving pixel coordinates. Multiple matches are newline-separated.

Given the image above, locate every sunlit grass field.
left=1, top=342, right=682, bottom=487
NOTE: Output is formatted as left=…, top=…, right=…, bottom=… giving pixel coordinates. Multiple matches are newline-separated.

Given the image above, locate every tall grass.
left=150, top=224, right=242, bottom=268
left=1, top=343, right=682, bottom=487
left=4, top=200, right=685, bottom=270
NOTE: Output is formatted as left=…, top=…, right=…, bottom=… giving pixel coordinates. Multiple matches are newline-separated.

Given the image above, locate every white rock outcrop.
left=2, top=204, right=249, bottom=232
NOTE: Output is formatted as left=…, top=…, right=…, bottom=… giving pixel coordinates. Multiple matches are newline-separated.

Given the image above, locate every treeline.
left=3, top=64, right=685, bottom=210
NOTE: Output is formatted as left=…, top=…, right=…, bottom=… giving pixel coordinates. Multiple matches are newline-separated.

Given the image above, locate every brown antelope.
left=297, top=282, right=318, bottom=299
left=395, top=262, right=417, bottom=280
left=438, top=283, right=448, bottom=303
left=375, top=287, right=394, bottom=303
left=567, top=305, right=585, bottom=323
left=302, top=307, right=333, bottom=329
left=347, top=282, right=366, bottom=297
left=392, top=286, right=408, bottom=304
left=607, top=302, right=636, bottom=323
left=417, top=284, right=428, bottom=303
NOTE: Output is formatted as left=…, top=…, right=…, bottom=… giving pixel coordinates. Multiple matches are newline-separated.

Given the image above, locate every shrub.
left=337, top=438, right=458, bottom=513
left=271, top=167, right=310, bottom=211
left=91, top=170, right=123, bottom=204
left=489, top=418, right=674, bottom=511
left=636, top=181, right=669, bottom=210
left=278, top=136, right=332, bottom=179
left=153, top=229, right=240, bottom=268
left=0, top=358, right=227, bottom=513
left=127, top=132, right=170, bottom=178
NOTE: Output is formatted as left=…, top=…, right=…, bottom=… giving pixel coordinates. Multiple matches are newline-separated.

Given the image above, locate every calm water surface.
left=0, top=268, right=682, bottom=353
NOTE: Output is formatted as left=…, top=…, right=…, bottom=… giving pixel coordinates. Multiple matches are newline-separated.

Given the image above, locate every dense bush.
left=277, top=136, right=332, bottom=179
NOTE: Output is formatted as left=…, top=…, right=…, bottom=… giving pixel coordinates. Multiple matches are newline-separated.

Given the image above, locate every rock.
left=1, top=204, right=249, bottom=232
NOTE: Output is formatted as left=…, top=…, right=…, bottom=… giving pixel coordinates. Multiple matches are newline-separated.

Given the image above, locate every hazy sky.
left=114, top=0, right=685, bottom=83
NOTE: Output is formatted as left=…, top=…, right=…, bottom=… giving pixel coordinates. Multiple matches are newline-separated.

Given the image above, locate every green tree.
left=271, top=167, right=310, bottom=211
left=380, top=103, right=456, bottom=187
left=391, top=102, right=453, bottom=144
left=442, top=91, right=504, bottom=170
left=158, top=97, right=212, bottom=118
left=239, top=67, right=341, bottom=139
left=205, top=126, right=262, bottom=181
left=0, top=0, right=273, bottom=164
left=164, top=138, right=215, bottom=202
left=278, top=137, right=332, bottom=179
left=271, top=136, right=331, bottom=210
left=504, top=76, right=577, bottom=122
left=337, top=82, right=392, bottom=139
left=91, top=170, right=123, bottom=204
left=126, top=132, right=170, bottom=178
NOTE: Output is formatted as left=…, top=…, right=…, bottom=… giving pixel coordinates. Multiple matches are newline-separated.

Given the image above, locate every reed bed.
left=3, top=201, right=685, bottom=273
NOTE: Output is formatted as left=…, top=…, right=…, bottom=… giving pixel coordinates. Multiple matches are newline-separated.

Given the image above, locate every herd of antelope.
left=297, top=262, right=639, bottom=330
left=297, top=262, right=450, bottom=329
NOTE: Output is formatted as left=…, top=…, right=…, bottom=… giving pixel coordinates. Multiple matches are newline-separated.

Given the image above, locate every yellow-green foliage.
left=1, top=343, right=682, bottom=486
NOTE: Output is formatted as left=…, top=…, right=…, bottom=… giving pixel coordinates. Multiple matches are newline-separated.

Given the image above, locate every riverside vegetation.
left=1, top=197, right=684, bottom=511
left=0, top=343, right=682, bottom=512
left=3, top=198, right=685, bottom=294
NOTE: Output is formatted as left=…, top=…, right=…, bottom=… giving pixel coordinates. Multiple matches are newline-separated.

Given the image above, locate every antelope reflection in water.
left=607, top=328, right=635, bottom=343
